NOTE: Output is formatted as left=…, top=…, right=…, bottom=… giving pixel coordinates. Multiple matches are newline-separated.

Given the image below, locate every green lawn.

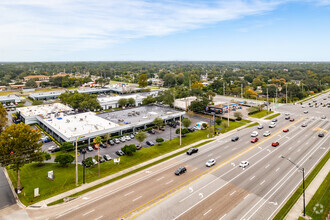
left=249, top=110, right=274, bottom=118
left=245, top=122, right=259, bottom=128
left=273, top=151, right=330, bottom=220
left=215, top=119, right=251, bottom=133
left=265, top=113, right=281, bottom=120
left=305, top=172, right=329, bottom=220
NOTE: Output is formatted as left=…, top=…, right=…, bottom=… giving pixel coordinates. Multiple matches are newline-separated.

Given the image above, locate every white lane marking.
left=203, top=209, right=212, bottom=216
left=289, top=147, right=292, bottom=150
left=297, top=149, right=301, bottom=152
left=215, top=155, right=221, bottom=159
left=165, top=180, right=174, bottom=185
left=265, top=164, right=270, bottom=169
left=250, top=176, right=255, bottom=181
left=244, top=194, right=250, bottom=200
left=156, top=176, right=165, bottom=181
left=224, top=146, right=229, bottom=149
left=192, top=168, right=197, bottom=172
left=219, top=214, right=227, bottom=220
left=275, top=167, right=280, bottom=172
left=95, top=216, right=103, bottom=220
left=83, top=209, right=95, bottom=216
left=132, top=196, right=142, bottom=202
left=124, top=191, right=134, bottom=197
left=231, top=147, right=237, bottom=151
left=208, top=153, right=213, bottom=157
left=260, top=180, right=265, bottom=185
left=230, top=191, right=236, bottom=196
left=286, top=136, right=290, bottom=139
left=306, top=142, right=309, bottom=145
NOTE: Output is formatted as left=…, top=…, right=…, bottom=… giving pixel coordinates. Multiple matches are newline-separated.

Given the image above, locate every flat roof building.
left=0, top=95, right=21, bottom=104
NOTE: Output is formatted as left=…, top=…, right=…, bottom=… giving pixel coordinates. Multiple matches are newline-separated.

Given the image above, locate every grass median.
left=273, top=150, right=330, bottom=220
left=249, top=110, right=274, bottom=118
left=265, top=113, right=281, bottom=120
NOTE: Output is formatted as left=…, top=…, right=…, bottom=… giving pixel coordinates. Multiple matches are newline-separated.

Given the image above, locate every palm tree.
left=94, top=136, right=102, bottom=177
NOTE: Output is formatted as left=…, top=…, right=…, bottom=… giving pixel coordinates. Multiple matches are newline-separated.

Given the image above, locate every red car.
left=272, top=142, right=279, bottom=147
left=93, top=144, right=99, bottom=150
left=290, top=118, right=295, bottom=122
left=283, top=129, right=289, bottom=132
left=251, top=138, right=259, bottom=143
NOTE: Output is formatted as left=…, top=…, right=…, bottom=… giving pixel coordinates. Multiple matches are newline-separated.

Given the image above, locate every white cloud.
left=0, top=0, right=291, bottom=60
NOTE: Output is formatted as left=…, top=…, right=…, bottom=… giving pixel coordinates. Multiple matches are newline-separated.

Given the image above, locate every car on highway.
left=87, top=146, right=94, bottom=151
left=251, top=138, right=259, bottom=143
left=283, top=129, right=289, bottom=132
left=206, top=159, right=216, bottom=167
left=103, top=154, right=112, bottom=161
left=251, top=131, right=258, bottom=137
left=116, top=150, right=125, bottom=156
left=321, top=115, right=326, bottom=119
left=263, top=131, right=271, bottom=136
left=301, top=123, right=307, bottom=127
left=272, top=142, right=279, bottom=147
left=269, top=122, right=276, bottom=128
left=175, top=166, right=187, bottom=175
left=257, top=124, right=264, bottom=129
left=285, top=116, right=290, bottom=120
left=239, top=161, right=249, bottom=168
left=186, top=148, right=198, bottom=155
left=272, top=118, right=278, bottom=122
left=318, top=133, right=324, bottom=137
left=290, top=118, right=295, bottom=122
left=285, top=113, right=290, bottom=116
left=231, top=136, right=239, bottom=142
left=304, top=111, right=308, bottom=114
left=146, top=140, right=155, bottom=146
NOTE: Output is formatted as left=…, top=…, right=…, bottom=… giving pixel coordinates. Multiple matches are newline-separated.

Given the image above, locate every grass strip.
left=245, top=122, right=259, bottom=128
left=249, top=110, right=274, bottom=119
left=265, top=113, right=281, bottom=120
left=47, top=140, right=214, bottom=206
left=273, top=150, right=330, bottom=220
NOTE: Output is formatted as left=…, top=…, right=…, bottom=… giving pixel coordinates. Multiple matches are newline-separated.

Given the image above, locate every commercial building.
left=174, top=96, right=197, bottom=111
left=98, top=94, right=145, bottom=109
left=23, top=75, right=50, bottom=82
left=205, top=102, right=244, bottom=114
left=0, top=95, right=21, bottom=104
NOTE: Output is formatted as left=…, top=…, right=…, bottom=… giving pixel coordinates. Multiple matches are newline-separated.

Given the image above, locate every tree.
left=25, top=79, right=37, bottom=88
left=55, top=154, right=74, bottom=167
left=121, top=144, right=137, bottom=156
left=128, top=98, right=135, bottom=106
left=191, top=81, right=203, bottom=89
left=182, top=118, right=191, bottom=128
left=83, top=157, right=94, bottom=167
left=202, top=123, right=208, bottom=129
left=153, top=117, right=164, bottom=129
left=234, top=112, right=243, bottom=120
left=59, top=91, right=101, bottom=111
left=142, top=95, right=156, bottom=105
left=156, top=138, right=164, bottom=145
left=118, top=98, right=128, bottom=107
left=163, top=73, right=176, bottom=87
left=176, top=128, right=189, bottom=136
left=189, top=97, right=210, bottom=113
left=244, top=90, right=258, bottom=98
left=35, top=152, right=51, bottom=166
left=223, top=121, right=229, bottom=131
left=104, top=133, right=111, bottom=144
left=135, top=131, right=147, bottom=147
left=0, top=103, right=7, bottom=133
left=60, top=142, right=74, bottom=152
left=0, top=123, right=43, bottom=190
left=138, top=74, right=148, bottom=87
left=215, top=118, right=222, bottom=126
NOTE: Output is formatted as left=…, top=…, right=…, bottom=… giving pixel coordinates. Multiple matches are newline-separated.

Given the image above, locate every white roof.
left=17, top=103, right=72, bottom=117
left=98, top=94, right=144, bottom=103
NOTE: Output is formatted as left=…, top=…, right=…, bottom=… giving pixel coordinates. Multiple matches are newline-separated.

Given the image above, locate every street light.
left=81, top=147, right=87, bottom=184
left=75, top=135, right=85, bottom=186
left=281, top=155, right=305, bottom=216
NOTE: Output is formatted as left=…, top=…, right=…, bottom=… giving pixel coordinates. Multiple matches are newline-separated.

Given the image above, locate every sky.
left=0, top=0, right=330, bottom=62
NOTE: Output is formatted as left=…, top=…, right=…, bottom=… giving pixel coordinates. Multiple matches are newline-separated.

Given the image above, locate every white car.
left=120, top=137, right=126, bottom=142
left=321, top=115, right=326, bottom=119
left=304, top=110, right=308, bottom=114
left=251, top=131, right=258, bottom=137
left=257, top=124, right=263, bottom=129
left=269, top=122, right=276, bottom=128
left=285, top=113, right=290, bottom=116
left=125, top=136, right=131, bottom=141
left=302, top=105, right=305, bottom=108
left=263, top=131, right=271, bottom=136
left=239, top=161, right=249, bottom=168
left=206, top=159, right=216, bottom=167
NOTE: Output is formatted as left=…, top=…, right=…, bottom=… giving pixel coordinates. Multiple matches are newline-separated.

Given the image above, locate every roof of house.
left=24, top=75, right=49, bottom=79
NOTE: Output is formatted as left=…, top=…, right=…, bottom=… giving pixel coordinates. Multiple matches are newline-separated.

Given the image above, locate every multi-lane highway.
left=26, top=93, right=329, bottom=220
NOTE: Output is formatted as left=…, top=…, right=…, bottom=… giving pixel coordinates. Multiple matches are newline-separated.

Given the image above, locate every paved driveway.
left=0, top=168, right=16, bottom=209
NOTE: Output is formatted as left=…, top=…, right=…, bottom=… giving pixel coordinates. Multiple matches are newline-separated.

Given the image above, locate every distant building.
left=0, top=86, right=7, bottom=91
left=52, top=73, right=72, bottom=78
left=0, top=95, right=21, bottom=104
left=174, top=96, right=197, bottom=111
left=23, top=75, right=50, bottom=82
left=9, top=84, right=25, bottom=90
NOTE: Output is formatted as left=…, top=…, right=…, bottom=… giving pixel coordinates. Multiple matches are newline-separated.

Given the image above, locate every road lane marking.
left=244, top=194, right=250, bottom=200
left=156, top=176, right=164, bottom=181
left=83, top=209, right=95, bottom=216
left=265, top=164, right=270, bottom=169
left=132, top=196, right=143, bottom=202
left=230, top=191, right=236, bottom=196
left=219, top=214, right=227, bottom=220
left=165, top=180, right=174, bottom=185
left=297, top=149, right=301, bottom=152
left=203, top=209, right=212, bottom=216
left=192, top=168, right=197, bottom=172
left=260, top=180, right=265, bottom=185
left=95, top=216, right=103, bottom=220
left=224, top=146, right=229, bottom=149
left=124, top=191, right=134, bottom=197
left=215, top=155, right=221, bottom=159
left=250, top=176, right=255, bottom=181
left=231, top=147, right=237, bottom=151
left=276, top=168, right=280, bottom=172
left=208, top=153, right=213, bottom=157
left=289, top=147, right=292, bottom=150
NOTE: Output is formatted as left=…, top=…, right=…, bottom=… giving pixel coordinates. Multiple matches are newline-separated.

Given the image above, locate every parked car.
left=80, top=148, right=87, bottom=154
left=103, top=154, right=112, bottom=161
left=82, top=158, right=98, bottom=167
left=175, top=166, right=187, bottom=175
left=146, top=140, right=155, bottom=146
left=251, top=131, right=258, bottom=137
left=125, top=136, right=131, bottom=141
left=130, top=134, right=135, bottom=139
left=231, top=136, right=239, bottom=142
left=116, top=150, right=125, bottom=156
left=257, top=124, right=263, bottom=129
left=251, top=138, right=259, bottom=143
left=100, top=143, right=107, bottom=148
left=301, top=123, right=307, bottom=127
left=206, top=159, right=216, bottom=167
left=41, top=136, right=52, bottom=143
left=318, top=133, right=324, bottom=137
left=136, top=145, right=143, bottom=150
left=114, top=138, right=120, bottom=144
left=48, top=145, right=60, bottom=153
left=187, top=148, right=198, bottom=155
left=283, top=129, right=289, bottom=132
left=159, top=126, right=165, bottom=131
left=290, top=118, right=295, bottom=122
left=108, top=140, right=115, bottom=145
left=272, top=118, right=278, bottom=122
left=148, top=129, right=156, bottom=134
left=321, top=115, right=326, bottom=119
left=87, top=146, right=94, bottom=151
left=93, top=144, right=99, bottom=150
left=187, top=128, right=195, bottom=132
left=263, top=131, right=271, bottom=136
left=272, top=142, right=279, bottom=147
left=285, top=113, right=290, bottom=116
left=98, top=157, right=106, bottom=163
left=239, top=161, right=249, bottom=168
left=285, top=116, right=290, bottom=120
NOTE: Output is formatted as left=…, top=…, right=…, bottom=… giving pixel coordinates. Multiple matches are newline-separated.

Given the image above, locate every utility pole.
left=75, top=138, right=78, bottom=186
left=241, top=84, right=243, bottom=98
left=286, top=84, right=288, bottom=104
left=227, top=101, right=230, bottom=129
left=266, top=87, right=269, bottom=113
left=179, top=115, right=182, bottom=146
left=223, top=82, right=225, bottom=96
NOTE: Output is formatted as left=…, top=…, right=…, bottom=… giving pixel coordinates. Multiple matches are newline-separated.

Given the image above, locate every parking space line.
left=219, top=214, right=227, bottom=220
left=276, top=168, right=280, bottom=172
left=192, top=168, right=197, bottom=172
left=265, top=164, right=270, bottom=169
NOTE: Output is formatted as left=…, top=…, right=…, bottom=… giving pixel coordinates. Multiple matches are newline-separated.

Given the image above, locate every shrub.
left=54, top=154, right=74, bottom=167
left=60, top=142, right=75, bottom=152
left=156, top=138, right=164, bottom=144
left=121, top=144, right=137, bottom=156
left=84, top=157, right=94, bottom=167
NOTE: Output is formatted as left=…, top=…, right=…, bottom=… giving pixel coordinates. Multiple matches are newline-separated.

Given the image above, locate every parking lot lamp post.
left=75, top=136, right=85, bottom=186
left=180, top=116, right=182, bottom=146
left=281, top=156, right=305, bottom=216
left=82, top=148, right=86, bottom=184
left=227, top=101, right=230, bottom=128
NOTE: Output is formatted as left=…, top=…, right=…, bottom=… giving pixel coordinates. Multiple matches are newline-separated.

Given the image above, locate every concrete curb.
left=2, top=168, right=26, bottom=209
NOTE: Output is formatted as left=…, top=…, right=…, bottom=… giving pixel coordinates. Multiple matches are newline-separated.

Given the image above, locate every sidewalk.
left=31, top=122, right=254, bottom=208
left=284, top=158, right=330, bottom=220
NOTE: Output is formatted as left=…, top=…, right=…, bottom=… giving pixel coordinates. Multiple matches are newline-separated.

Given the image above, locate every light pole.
left=82, top=148, right=86, bottom=184
left=75, top=135, right=85, bottom=186
left=281, top=155, right=305, bottom=216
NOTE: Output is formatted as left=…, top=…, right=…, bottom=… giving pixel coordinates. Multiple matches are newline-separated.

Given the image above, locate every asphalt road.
left=0, top=168, right=16, bottom=209
left=15, top=92, right=330, bottom=220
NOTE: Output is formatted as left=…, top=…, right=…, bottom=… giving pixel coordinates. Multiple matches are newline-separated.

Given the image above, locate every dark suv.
left=175, top=167, right=187, bottom=175
left=186, top=148, right=198, bottom=155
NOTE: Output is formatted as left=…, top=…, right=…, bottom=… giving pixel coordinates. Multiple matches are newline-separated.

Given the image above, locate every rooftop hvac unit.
left=80, top=118, right=83, bottom=121
left=66, top=119, right=70, bottom=123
